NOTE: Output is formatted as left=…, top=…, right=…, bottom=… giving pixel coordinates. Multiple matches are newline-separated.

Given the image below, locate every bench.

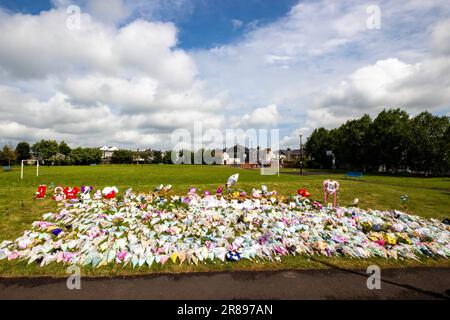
left=345, top=171, right=363, bottom=179
left=2, top=166, right=11, bottom=172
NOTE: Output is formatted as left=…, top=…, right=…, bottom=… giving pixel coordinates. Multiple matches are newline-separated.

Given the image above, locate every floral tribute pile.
left=1, top=175, right=449, bottom=268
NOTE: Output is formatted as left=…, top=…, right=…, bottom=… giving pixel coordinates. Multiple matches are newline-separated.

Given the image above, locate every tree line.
left=0, top=140, right=173, bottom=166
left=305, top=109, right=450, bottom=175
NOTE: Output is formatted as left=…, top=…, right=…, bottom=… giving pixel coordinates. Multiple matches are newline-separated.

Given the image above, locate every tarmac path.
left=1, top=267, right=449, bottom=300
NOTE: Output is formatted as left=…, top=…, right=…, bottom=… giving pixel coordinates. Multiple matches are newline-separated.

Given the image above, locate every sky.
left=0, top=0, right=449, bottom=150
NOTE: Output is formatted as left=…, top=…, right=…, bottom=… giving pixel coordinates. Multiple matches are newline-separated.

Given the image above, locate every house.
left=280, top=149, right=302, bottom=161
left=215, top=145, right=282, bottom=167
left=223, top=144, right=248, bottom=164
left=99, top=146, right=118, bottom=159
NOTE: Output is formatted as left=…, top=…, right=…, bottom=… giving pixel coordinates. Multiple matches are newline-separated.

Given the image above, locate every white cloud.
left=86, top=0, right=130, bottom=25
left=231, top=104, right=280, bottom=128
left=432, top=19, right=450, bottom=55
left=193, top=1, right=450, bottom=148
left=0, top=7, right=223, bottom=148
left=1, top=1, right=450, bottom=150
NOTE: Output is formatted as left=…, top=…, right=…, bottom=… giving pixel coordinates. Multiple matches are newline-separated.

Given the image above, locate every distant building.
left=280, top=149, right=301, bottom=161
left=99, top=146, right=118, bottom=159
left=223, top=144, right=248, bottom=164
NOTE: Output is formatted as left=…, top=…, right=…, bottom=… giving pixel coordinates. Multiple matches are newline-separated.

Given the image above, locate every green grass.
left=1, top=164, right=449, bottom=277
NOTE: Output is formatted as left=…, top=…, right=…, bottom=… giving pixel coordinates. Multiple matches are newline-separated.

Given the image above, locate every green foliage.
left=152, top=150, right=163, bottom=163
left=70, top=147, right=102, bottom=165
left=305, top=108, right=450, bottom=175
left=407, top=111, right=450, bottom=175
left=305, top=128, right=333, bottom=169
left=367, top=109, right=410, bottom=171
left=31, top=139, right=59, bottom=161
left=333, top=114, right=372, bottom=170
left=163, top=151, right=173, bottom=164
left=14, top=141, right=30, bottom=161
left=58, top=141, right=71, bottom=156
left=0, top=145, right=16, bottom=166
left=111, top=149, right=134, bottom=164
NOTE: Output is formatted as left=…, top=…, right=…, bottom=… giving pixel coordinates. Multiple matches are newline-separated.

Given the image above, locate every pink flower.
left=8, top=251, right=20, bottom=260
left=312, top=201, right=323, bottom=209
left=116, top=251, right=127, bottom=262
left=63, top=252, right=75, bottom=263
left=160, top=255, right=169, bottom=264
left=274, top=246, right=287, bottom=255
left=188, top=187, right=197, bottom=194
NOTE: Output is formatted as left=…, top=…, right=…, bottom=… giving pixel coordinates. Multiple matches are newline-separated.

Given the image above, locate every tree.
left=407, top=112, right=450, bottom=175
left=367, top=109, right=410, bottom=171
left=444, top=125, right=450, bottom=173
left=0, top=145, right=16, bottom=166
left=163, top=151, right=173, bottom=164
left=332, top=114, right=372, bottom=170
left=58, top=141, right=71, bottom=156
left=303, top=108, right=448, bottom=175
left=31, top=139, right=59, bottom=162
left=70, top=147, right=102, bottom=165
left=15, top=141, right=30, bottom=161
left=305, top=128, right=333, bottom=169
left=152, top=150, right=163, bottom=163
left=111, top=149, right=134, bottom=164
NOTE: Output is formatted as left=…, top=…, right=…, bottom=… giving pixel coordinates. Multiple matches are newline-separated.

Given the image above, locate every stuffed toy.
left=52, top=186, right=65, bottom=201
left=63, top=186, right=79, bottom=200
left=80, top=185, right=93, bottom=200
left=297, top=188, right=311, bottom=198
left=225, top=250, right=241, bottom=262
left=226, top=173, right=239, bottom=188
left=35, top=185, right=47, bottom=199
left=93, top=190, right=102, bottom=200
left=323, top=180, right=339, bottom=207
left=102, top=186, right=118, bottom=199
left=252, top=188, right=262, bottom=199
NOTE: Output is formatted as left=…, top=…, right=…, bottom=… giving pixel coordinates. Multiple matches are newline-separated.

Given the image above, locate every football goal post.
left=21, top=159, right=39, bottom=179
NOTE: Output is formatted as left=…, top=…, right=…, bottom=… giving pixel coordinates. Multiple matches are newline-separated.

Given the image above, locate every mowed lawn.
left=0, top=164, right=449, bottom=276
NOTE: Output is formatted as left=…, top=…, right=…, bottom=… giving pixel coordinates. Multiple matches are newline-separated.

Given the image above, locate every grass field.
left=1, top=164, right=449, bottom=276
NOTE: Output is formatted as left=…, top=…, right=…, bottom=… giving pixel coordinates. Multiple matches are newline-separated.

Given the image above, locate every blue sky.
left=0, top=0, right=52, bottom=14
left=0, top=0, right=299, bottom=49
left=175, top=0, right=299, bottom=49
left=0, top=0, right=449, bottom=149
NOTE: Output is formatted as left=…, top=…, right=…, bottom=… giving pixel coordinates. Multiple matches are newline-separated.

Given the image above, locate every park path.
left=0, top=267, right=449, bottom=299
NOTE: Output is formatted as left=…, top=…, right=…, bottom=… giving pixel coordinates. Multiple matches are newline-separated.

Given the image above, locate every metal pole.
left=37, top=161, right=39, bottom=177
left=21, top=160, right=23, bottom=179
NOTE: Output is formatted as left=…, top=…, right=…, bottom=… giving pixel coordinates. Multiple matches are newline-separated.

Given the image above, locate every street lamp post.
left=299, top=134, right=303, bottom=175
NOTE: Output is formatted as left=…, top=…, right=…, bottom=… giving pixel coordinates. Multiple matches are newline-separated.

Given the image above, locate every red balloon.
left=297, top=188, right=310, bottom=197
